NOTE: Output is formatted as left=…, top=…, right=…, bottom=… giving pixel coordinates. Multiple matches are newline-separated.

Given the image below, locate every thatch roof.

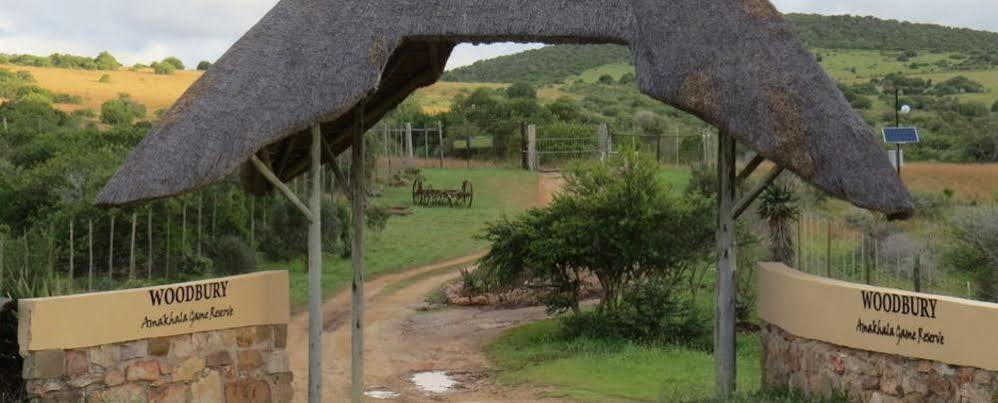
left=97, top=0, right=914, bottom=219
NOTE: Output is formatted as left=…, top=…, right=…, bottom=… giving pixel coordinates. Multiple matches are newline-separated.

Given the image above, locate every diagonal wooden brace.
left=249, top=154, right=314, bottom=222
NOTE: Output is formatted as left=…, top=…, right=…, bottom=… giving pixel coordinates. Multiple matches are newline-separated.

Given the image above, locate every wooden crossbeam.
left=249, top=155, right=314, bottom=222
left=736, top=153, right=766, bottom=185
left=732, top=165, right=785, bottom=220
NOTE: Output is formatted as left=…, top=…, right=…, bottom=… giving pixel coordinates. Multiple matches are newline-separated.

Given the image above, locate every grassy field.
left=567, top=63, right=635, bottom=84
left=909, top=70, right=998, bottom=106
left=903, top=162, right=998, bottom=201
left=487, top=319, right=764, bottom=402
left=0, top=63, right=200, bottom=117
left=815, top=48, right=961, bottom=82
left=261, top=167, right=539, bottom=306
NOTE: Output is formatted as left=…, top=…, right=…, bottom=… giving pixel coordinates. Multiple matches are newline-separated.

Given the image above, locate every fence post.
left=108, top=214, right=115, bottom=280
left=527, top=125, right=537, bottom=172
left=69, top=220, right=74, bottom=288
left=598, top=123, right=610, bottom=161
left=405, top=122, right=414, bottom=161
left=913, top=254, right=921, bottom=292
left=656, top=133, right=662, bottom=163
left=88, top=220, right=93, bottom=291
left=825, top=220, right=832, bottom=278
left=129, top=212, right=137, bottom=280
left=466, top=125, right=472, bottom=169
left=675, top=129, right=680, bottom=165
left=383, top=125, right=391, bottom=175
left=437, top=121, right=444, bottom=169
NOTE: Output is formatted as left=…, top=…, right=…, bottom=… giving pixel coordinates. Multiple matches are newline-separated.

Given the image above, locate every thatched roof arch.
left=97, top=0, right=914, bottom=219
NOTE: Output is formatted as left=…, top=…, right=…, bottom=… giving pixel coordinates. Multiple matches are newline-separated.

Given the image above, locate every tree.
left=756, top=180, right=800, bottom=265
left=478, top=150, right=714, bottom=314
left=151, top=62, right=176, bottom=75
left=93, top=51, right=121, bottom=71
left=597, top=74, right=614, bottom=85
left=161, top=57, right=185, bottom=71
left=944, top=207, right=998, bottom=301
left=196, top=61, right=213, bottom=71
left=100, top=94, right=146, bottom=125
left=505, top=82, right=536, bottom=99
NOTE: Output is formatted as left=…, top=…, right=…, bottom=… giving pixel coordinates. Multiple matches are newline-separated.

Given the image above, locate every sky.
left=0, top=1, right=996, bottom=71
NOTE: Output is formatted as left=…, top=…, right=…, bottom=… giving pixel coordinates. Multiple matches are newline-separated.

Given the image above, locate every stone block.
left=88, top=345, right=118, bottom=369
left=118, top=339, right=148, bottom=360
left=191, top=369, right=223, bottom=403
left=269, top=372, right=294, bottom=402
left=237, top=350, right=264, bottom=371
left=126, top=360, right=160, bottom=382
left=150, top=383, right=189, bottom=403
left=170, top=334, right=194, bottom=359
left=24, top=350, right=66, bottom=379
left=265, top=350, right=289, bottom=374
left=148, top=337, right=171, bottom=357
left=65, top=350, right=90, bottom=377
left=206, top=351, right=233, bottom=367
left=86, top=384, right=146, bottom=403
left=192, top=330, right=225, bottom=353
left=173, top=356, right=206, bottom=382
left=26, top=379, right=63, bottom=395
left=67, top=372, right=102, bottom=389
left=36, top=389, right=82, bottom=403
left=255, top=325, right=273, bottom=347
left=104, top=369, right=125, bottom=386
left=273, top=325, right=287, bottom=348
left=224, top=379, right=271, bottom=402
left=236, top=327, right=255, bottom=348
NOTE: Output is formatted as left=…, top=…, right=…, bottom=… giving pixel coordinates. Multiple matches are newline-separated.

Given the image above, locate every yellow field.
left=902, top=162, right=998, bottom=201
left=1, top=64, right=202, bottom=117
left=410, top=81, right=571, bottom=115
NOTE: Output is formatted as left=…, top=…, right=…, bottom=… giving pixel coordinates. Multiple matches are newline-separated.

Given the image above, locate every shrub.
left=597, top=74, right=614, bottom=85
left=992, top=100, right=998, bottom=113
left=196, top=61, right=213, bottom=71
left=173, top=252, right=213, bottom=279
left=209, top=236, right=257, bottom=276
left=93, top=51, right=121, bottom=71
left=152, top=62, right=175, bottom=75
left=98, top=74, right=112, bottom=84
left=505, top=82, right=536, bottom=99
left=944, top=207, right=998, bottom=301
left=161, top=57, right=185, bottom=71
left=100, top=94, right=146, bottom=125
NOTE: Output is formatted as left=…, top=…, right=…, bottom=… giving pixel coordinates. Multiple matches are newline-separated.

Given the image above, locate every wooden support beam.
left=732, top=165, right=785, bottom=220
left=350, top=105, right=367, bottom=402
left=736, top=153, right=766, bottom=185
left=306, top=124, right=323, bottom=403
left=715, top=131, right=737, bottom=398
left=249, top=155, right=314, bottom=222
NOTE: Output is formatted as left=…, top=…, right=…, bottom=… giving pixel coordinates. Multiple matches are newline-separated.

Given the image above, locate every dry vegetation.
left=0, top=64, right=201, bottom=118
left=902, top=162, right=998, bottom=201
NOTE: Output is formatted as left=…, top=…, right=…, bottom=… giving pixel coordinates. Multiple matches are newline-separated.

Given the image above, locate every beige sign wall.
left=759, top=262, right=998, bottom=371
left=19, top=271, right=289, bottom=354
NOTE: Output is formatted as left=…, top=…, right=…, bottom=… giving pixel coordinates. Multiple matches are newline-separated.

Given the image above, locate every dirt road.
left=287, top=173, right=566, bottom=402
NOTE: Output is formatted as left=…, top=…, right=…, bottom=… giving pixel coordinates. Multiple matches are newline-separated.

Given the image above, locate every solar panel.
left=882, top=127, right=920, bottom=144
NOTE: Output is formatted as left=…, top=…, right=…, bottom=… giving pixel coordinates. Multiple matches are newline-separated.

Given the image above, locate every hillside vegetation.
left=443, top=13, right=998, bottom=84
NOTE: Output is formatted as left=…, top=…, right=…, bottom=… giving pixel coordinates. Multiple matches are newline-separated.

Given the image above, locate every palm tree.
left=757, top=181, right=801, bottom=265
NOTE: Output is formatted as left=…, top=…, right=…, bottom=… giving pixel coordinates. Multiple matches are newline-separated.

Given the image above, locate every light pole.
left=893, top=88, right=911, bottom=177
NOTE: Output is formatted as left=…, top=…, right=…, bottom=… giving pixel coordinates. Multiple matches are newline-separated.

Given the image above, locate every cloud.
left=0, top=1, right=995, bottom=70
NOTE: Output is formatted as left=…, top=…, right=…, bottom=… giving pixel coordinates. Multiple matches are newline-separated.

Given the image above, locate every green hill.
left=442, top=14, right=998, bottom=84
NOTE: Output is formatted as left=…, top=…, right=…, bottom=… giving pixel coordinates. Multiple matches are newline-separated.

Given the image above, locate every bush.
left=992, top=100, right=998, bottom=113
left=161, top=57, right=185, bottom=71
left=560, top=277, right=710, bottom=346
left=173, top=252, right=213, bottom=279
left=93, top=51, right=121, bottom=71
left=98, top=74, right=112, bottom=84
left=152, top=62, right=176, bottom=75
left=196, top=61, right=213, bottom=71
left=944, top=207, right=998, bottom=301
left=505, top=82, right=536, bottom=99
left=209, top=236, right=257, bottom=276
left=100, top=94, right=146, bottom=125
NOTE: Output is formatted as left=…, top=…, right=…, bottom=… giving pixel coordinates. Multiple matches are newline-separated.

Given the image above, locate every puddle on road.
left=411, top=371, right=459, bottom=394
left=364, top=389, right=400, bottom=399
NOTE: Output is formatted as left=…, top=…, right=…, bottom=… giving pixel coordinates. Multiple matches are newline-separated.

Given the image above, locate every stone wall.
left=22, top=324, right=291, bottom=402
left=762, top=323, right=998, bottom=402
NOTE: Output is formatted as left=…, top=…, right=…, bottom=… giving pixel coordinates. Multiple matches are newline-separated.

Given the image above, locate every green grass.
left=815, top=48, right=963, bottom=82
left=568, top=63, right=635, bottom=84
left=451, top=135, right=495, bottom=150
left=487, top=319, right=763, bottom=402
left=262, top=168, right=539, bottom=307
left=909, top=69, right=998, bottom=106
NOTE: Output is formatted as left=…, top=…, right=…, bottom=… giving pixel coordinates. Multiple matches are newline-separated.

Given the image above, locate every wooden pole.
left=307, top=124, right=324, bottom=403
left=351, top=109, right=367, bottom=402
left=108, top=214, right=115, bottom=280
left=69, top=220, right=74, bottom=288
left=88, top=220, right=93, bottom=291
left=166, top=213, right=172, bottom=279
left=129, top=212, right=137, bottom=280
left=826, top=219, right=832, bottom=278
left=405, top=122, right=414, bottom=161
left=913, top=254, right=921, bottom=292
left=250, top=197, right=256, bottom=246
left=147, top=206, right=153, bottom=280
left=526, top=125, right=537, bottom=172
left=715, top=131, right=737, bottom=398
left=438, top=121, right=445, bottom=169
